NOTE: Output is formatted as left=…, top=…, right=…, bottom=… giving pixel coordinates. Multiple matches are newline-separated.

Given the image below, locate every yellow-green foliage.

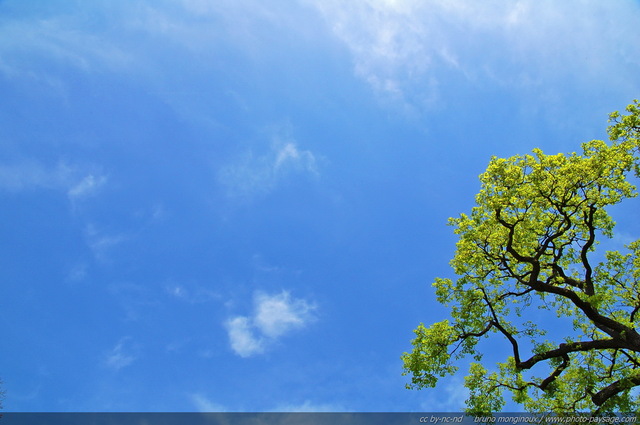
left=402, top=101, right=640, bottom=414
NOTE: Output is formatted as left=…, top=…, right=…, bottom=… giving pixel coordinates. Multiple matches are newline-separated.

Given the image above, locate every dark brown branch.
left=538, top=353, right=570, bottom=391
left=494, top=206, right=639, bottom=345
left=458, top=322, right=494, bottom=340
left=619, top=350, right=640, bottom=368
left=499, top=286, right=536, bottom=300
left=591, top=374, right=640, bottom=406
left=631, top=304, right=640, bottom=322
left=518, top=339, right=622, bottom=370
left=530, top=279, right=640, bottom=347
left=549, top=262, right=585, bottom=289
left=495, top=208, right=534, bottom=263
left=480, top=288, right=523, bottom=365
left=580, top=205, right=597, bottom=295
left=449, top=321, right=496, bottom=357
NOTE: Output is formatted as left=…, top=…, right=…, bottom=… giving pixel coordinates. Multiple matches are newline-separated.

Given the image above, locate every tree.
left=402, top=101, right=640, bottom=414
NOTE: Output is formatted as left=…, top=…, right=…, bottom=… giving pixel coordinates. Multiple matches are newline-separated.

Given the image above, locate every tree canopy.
left=402, top=101, right=640, bottom=414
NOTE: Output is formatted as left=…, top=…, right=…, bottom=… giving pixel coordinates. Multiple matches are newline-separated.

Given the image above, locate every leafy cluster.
left=402, top=101, right=640, bottom=414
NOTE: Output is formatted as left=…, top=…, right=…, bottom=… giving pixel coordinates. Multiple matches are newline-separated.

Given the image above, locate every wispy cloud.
left=165, top=283, right=220, bottom=304
left=418, top=375, right=468, bottom=412
left=0, top=0, right=310, bottom=97
left=105, top=337, right=138, bottom=371
left=225, top=291, right=317, bottom=358
left=108, top=282, right=159, bottom=322
left=67, top=174, right=107, bottom=200
left=65, top=263, right=88, bottom=283
left=308, top=0, right=640, bottom=108
left=84, top=224, right=127, bottom=263
left=218, top=132, right=319, bottom=200
left=0, top=161, right=72, bottom=192
left=4, top=1, right=636, bottom=112
left=190, top=393, right=227, bottom=412
left=0, top=160, right=107, bottom=201
left=270, top=400, right=346, bottom=412
left=0, top=9, right=135, bottom=88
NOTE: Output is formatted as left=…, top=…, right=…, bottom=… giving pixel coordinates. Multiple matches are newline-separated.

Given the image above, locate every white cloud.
left=218, top=133, right=319, bottom=199
left=108, top=282, right=159, bottom=322
left=66, top=263, right=88, bottom=283
left=105, top=337, right=138, bottom=371
left=270, top=400, right=346, bottom=412
left=67, top=174, right=107, bottom=200
left=166, top=283, right=220, bottom=304
left=0, top=160, right=108, bottom=203
left=254, top=291, right=315, bottom=338
left=307, top=0, right=640, bottom=108
left=84, top=224, right=127, bottom=263
left=224, top=290, right=317, bottom=358
left=0, top=161, right=72, bottom=192
left=4, top=1, right=636, bottom=111
left=0, top=0, right=308, bottom=93
left=274, top=142, right=317, bottom=173
left=0, top=10, right=135, bottom=92
left=224, top=316, right=265, bottom=358
left=190, top=393, right=227, bottom=412
left=419, top=375, right=468, bottom=411
left=168, top=285, right=188, bottom=299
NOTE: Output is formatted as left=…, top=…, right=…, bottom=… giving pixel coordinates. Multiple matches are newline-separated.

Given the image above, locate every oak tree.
left=402, top=101, right=640, bottom=414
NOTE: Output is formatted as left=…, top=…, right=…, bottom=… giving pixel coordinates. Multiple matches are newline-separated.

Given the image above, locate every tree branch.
left=580, top=205, right=597, bottom=296
left=631, top=304, right=640, bottom=322
left=518, top=339, right=622, bottom=370
left=494, top=206, right=640, bottom=346
left=530, top=279, right=640, bottom=348
left=619, top=350, right=640, bottom=368
left=495, top=208, right=534, bottom=263
left=538, top=353, right=570, bottom=391
left=591, top=374, right=640, bottom=406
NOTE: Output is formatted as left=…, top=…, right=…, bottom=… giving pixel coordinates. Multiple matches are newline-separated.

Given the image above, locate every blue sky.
left=1, top=0, right=639, bottom=413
